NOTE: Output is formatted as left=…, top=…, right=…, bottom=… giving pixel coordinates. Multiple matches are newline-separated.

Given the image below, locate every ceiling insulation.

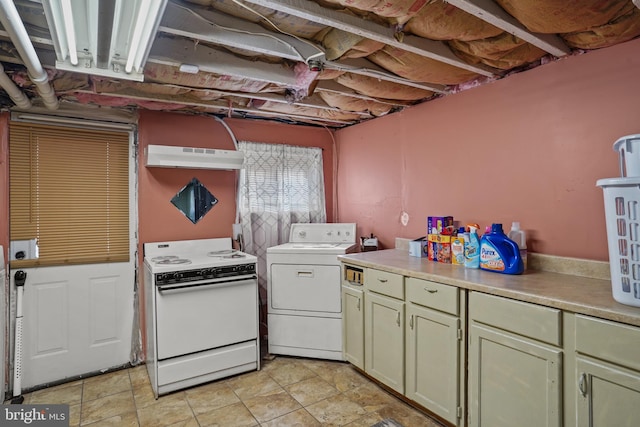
left=0, top=0, right=639, bottom=127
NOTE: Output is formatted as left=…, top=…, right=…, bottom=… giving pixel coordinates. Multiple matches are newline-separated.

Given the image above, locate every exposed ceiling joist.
left=315, top=80, right=411, bottom=107
left=159, top=1, right=323, bottom=63
left=75, top=89, right=357, bottom=126
left=324, top=57, right=448, bottom=94
left=150, top=83, right=373, bottom=117
left=238, top=0, right=498, bottom=77
left=445, top=0, right=571, bottom=57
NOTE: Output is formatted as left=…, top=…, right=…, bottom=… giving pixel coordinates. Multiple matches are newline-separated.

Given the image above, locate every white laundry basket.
left=597, top=177, right=640, bottom=307
left=613, top=134, right=640, bottom=177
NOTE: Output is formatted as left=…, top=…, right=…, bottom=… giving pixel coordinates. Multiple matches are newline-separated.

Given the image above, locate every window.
left=9, top=122, right=130, bottom=267
left=237, top=141, right=326, bottom=291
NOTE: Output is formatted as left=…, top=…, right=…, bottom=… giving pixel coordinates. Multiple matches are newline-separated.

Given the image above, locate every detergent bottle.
left=464, top=226, right=480, bottom=269
left=507, top=221, right=527, bottom=270
left=480, top=223, right=524, bottom=275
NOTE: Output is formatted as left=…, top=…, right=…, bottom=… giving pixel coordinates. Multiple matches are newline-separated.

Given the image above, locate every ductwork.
left=0, top=63, right=32, bottom=109
left=0, top=0, right=59, bottom=110
left=145, top=145, right=245, bottom=170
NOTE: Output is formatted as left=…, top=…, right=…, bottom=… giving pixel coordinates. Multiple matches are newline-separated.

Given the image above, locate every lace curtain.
left=237, top=141, right=327, bottom=348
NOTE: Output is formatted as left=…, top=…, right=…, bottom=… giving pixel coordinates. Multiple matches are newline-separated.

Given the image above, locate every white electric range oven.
left=143, top=238, right=258, bottom=398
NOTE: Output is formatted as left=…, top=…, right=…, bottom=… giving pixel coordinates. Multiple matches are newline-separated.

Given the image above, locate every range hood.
left=145, top=144, right=244, bottom=170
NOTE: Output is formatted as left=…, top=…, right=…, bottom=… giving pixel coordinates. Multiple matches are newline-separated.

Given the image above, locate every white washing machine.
left=267, top=223, right=356, bottom=360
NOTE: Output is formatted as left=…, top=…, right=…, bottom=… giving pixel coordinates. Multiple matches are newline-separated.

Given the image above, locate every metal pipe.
left=0, top=0, right=59, bottom=110
left=0, top=63, right=32, bottom=109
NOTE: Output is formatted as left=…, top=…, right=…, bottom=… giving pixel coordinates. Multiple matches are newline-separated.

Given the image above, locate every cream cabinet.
left=342, top=283, right=364, bottom=369
left=364, top=268, right=405, bottom=394
left=573, top=314, right=640, bottom=427
left=468, top=292, right=563, bottom=427
left=405, top=278, right=465, bottom=426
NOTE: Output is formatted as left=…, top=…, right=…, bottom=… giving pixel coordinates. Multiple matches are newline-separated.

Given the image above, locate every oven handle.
left=157, top=276, right=257, bottom=293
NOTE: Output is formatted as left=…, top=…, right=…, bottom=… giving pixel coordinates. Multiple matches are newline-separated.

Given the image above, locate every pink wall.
left=137, top=112, right=336, bottom=251
left=137, top=112, right=335, bottom=350
left=335, top=38, right=640, bottom=261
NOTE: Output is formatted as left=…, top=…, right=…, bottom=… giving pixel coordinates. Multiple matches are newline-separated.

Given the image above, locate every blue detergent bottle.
left=480, top=223, right=524, bottom=275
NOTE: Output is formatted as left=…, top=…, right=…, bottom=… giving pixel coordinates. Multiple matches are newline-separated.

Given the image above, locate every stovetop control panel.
left=155, top=263, right=256, bottom=285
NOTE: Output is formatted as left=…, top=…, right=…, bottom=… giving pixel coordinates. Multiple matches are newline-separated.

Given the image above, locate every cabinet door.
left=576, top=356, right=640, bottom=427
left=342, top=285, right=364, bottom=369
left=406, top=303, right=462, bottom=426
left=365, top=291, right=405, bottom=393
left=469, top=323, right=562, bottom=427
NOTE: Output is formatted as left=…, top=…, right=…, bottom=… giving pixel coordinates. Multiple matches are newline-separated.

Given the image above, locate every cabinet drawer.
left=470, top=292, right=562, bottom=346
left=575, top=314, right=640, bottom=372
left=406, top=277, right=459, bottom=315
left=365, top=268, right=404, bottom=299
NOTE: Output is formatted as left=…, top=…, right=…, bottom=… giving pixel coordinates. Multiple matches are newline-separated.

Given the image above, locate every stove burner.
left=151, top=255, right=179, bottom=262
left=223, top=253, right=246, bottom=259
left=154, top=257, right=192, bottom=265
left=207, top=249, right=235, bottom=256
left=207, top=249, right=237, bottom=257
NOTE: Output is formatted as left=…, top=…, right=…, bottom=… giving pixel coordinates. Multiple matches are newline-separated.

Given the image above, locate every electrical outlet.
left=401, top=212, right=410, bottom=226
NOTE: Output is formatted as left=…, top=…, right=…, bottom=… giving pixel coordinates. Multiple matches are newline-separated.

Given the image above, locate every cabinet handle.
left=578, top=373, right=588, bottom=397
left=409, top=315, right=414, bottom=329
left=377, top=278, right=388, bottom=283
left=396, top=311, right=401, bottom=326
left=357, top=298, right=361, bottom=311
left=424, top=287, right=438, bottom=294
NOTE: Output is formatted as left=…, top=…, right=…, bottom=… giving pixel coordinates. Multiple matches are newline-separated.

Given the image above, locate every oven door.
left=155, top=276, right=258, bottom=360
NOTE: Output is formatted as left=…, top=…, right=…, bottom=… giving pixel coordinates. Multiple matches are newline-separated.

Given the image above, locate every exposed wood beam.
left=238, top=0, right=498, bottom=77
left=445, top=0, right=570, bottom=56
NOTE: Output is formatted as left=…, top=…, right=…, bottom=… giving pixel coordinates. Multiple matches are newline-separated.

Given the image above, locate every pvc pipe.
left=0, top=63, right=32, bottom=109
left=0, top=0, right=59, bottom=110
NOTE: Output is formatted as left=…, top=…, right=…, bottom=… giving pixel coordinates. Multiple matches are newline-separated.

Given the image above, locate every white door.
left=8, top=123, right=137, bottom=389
left=11, top=263, right=134, bottom=388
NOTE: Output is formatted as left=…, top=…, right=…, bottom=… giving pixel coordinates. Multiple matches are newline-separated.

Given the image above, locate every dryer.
left=267, top=223, right=356, bottom=360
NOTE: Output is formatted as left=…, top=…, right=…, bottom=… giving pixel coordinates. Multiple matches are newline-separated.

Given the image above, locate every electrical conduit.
left=0, top=0, right=59, bottom=110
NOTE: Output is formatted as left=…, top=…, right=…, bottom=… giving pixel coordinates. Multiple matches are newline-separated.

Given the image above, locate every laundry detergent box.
left=427, top=216, right=454, bottom=235
left=427, top=234, right=451, bottom=263
left=409, top=237, right=429, bottom=257
left=427, top=234, right=439, bottom=261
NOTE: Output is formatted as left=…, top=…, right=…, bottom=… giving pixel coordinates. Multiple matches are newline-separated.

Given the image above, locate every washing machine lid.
left=267, top=241, right=357, bottom=254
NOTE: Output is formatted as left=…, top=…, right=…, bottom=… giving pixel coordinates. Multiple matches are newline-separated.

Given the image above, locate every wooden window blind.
left=9, top=122, right=130, bottom=268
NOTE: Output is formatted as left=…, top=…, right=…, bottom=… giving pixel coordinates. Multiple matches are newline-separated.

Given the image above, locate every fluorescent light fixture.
left=42, top=0, right=168, bottom=81
left=60, top=0, right=77, bottom=65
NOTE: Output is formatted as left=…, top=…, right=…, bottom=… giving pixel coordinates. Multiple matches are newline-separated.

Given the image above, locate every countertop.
left=338, top=249, right=640, bottom=328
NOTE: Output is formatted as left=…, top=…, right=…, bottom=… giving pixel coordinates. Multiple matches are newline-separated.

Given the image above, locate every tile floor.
left=11, top=356, right=446, bottom=427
